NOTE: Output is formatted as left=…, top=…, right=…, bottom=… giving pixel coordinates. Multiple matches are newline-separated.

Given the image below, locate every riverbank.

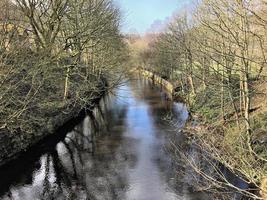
left=136, top=68, right=267, bottom=199
left=0, top=80, right=108, bottom=167
left=185, top=79, right=267, bottom=198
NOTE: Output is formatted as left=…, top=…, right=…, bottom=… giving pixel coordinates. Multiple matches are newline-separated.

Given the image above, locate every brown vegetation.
left=134, top=0, right=267, bottom=199
left=0, top=0, right=128, bottom=164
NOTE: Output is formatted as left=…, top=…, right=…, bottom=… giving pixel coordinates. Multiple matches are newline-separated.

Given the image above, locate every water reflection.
left=0, top=78, right=211, bottom=200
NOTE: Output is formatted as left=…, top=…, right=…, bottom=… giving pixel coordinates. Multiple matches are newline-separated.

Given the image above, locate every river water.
left=0, top=78, right=212, bottom=200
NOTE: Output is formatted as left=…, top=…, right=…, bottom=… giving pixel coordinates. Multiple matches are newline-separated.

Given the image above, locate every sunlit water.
left=0, top=78, right=211, bottom=200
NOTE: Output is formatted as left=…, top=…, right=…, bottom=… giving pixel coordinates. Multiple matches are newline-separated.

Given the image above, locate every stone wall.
left=134, top=69, right=175, bottom=95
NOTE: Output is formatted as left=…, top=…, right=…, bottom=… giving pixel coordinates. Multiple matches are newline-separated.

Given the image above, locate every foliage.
left=142, top=0, right=267, bottom=198
left=0, top=0, right=128, bottom=135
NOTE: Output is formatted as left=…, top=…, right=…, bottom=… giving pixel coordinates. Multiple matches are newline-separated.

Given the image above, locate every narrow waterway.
left=0, top=78, right=211, bottom=200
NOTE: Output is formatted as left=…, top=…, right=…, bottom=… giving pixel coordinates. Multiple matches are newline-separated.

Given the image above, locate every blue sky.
left=114, top=0, right=192, bottom=34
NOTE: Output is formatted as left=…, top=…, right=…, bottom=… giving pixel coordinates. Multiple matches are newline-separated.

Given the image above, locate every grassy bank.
left=135, top=67, right=267, bottom=199
left=184, top=80, right=267, bottom=199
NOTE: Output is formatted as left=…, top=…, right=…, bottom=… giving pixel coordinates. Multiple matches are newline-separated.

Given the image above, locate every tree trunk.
left=64, top=67, right=70, bottom=100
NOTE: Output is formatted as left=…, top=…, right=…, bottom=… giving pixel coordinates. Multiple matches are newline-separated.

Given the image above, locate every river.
left=0, top=78, right=213, bottom=200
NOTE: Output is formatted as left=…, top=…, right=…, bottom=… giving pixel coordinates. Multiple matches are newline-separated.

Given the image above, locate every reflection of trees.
left=0, top=94, right=132, bottom=200
left=129, top=78, right=176, bottom=122
left=45, top=102, right=129, bottom=199
left=0, top=78, right=196, bottom=200
left=130, top=78, right=250, bottom=199
left=164, top=131, right=252, bottom=200
left=0, top=150, right=42, bottom=197
left=129, top=78, right=212, bottom=199
left=130, top=77, right=188, bottom=135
